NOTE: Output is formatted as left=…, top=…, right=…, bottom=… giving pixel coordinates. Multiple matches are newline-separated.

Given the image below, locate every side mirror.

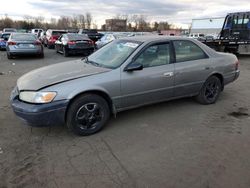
left=124, top=63, right=143, bottom=72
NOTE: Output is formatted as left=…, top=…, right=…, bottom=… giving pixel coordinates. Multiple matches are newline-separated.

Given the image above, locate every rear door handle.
left=163, top=72, right=174, bottom=77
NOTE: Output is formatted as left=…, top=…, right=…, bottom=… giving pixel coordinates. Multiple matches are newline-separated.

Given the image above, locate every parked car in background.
left=3, top=28, right=17, bottom=33
left=6, top=33, right=44, bottom=59
left=39, top=31, right=46, bottom=44
left=44, top=29, right=67, bottom=49
left=31, top=28, right=44, bottom=36
left=96, top=33, right=131, bottom=49
left=0, top=33, right=11, bottom=50
left=204, top=34, right=219, bottom=41
left=78, top=29, right=103, bottom=42
left=55, top=33, right=95, bottom=57
left=188, top=33, right=205, bottom=39
left=11, top=36, right=240, bottom=136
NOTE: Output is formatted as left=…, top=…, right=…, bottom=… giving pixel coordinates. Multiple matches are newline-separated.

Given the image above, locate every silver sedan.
left=11, top=36, right=240, bottom=135
left=6, top=33, right=44, bottom=59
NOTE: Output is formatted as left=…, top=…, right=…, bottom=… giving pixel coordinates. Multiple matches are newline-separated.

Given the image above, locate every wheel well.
left=64, top=90, right=114, bottom=122
left=211, top=73, right=224, bottom=90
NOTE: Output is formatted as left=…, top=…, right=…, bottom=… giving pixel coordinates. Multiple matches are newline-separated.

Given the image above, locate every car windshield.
left=11, top=34, right=37, bottom=41
left=1, top=33, right=10, bottom=39
left=86, top=40, right=142, bottom=69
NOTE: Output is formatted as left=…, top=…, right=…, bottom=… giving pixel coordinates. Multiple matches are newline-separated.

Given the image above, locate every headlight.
left=19, top=91, right=57, bottom=103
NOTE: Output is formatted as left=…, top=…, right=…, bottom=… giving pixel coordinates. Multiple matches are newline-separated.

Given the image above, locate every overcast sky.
left=1, top=0, right=249, bottom=28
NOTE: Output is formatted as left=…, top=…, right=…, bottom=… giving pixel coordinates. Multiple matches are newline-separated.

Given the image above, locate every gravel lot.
left=0, top=48, right=250, bottom=188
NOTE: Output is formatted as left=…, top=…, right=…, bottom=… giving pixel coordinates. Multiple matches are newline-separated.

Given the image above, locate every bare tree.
left=78, top=14, right=85, bottom=29
left=86, top=12, right=92, bottom=29
left=23, top=15, right=33, bottom=23
left=57, top=16, right=70, bottom=29
left=71, top=15, right=78, bottom=29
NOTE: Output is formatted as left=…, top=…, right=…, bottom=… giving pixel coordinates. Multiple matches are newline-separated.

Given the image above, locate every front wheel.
left=66, top=94, right=110, bottom=136
left=196, top=76, right=222, bottom=105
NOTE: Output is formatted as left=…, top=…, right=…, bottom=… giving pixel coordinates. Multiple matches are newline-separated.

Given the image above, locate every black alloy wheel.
left=196, top=76, right=222, bottom=104
left=66, top=94, right=110, bottom=136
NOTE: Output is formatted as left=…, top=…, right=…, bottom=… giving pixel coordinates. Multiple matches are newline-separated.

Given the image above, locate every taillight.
left=34, top=40, right=41, bottom=45
left=235, top=60, right=239, bottom=70
left=8, top=41, right=16, bottom=45
left=49, top=36, right=57, bottom=41
left=88, top=40, right=94, bottom=45
left=68, top=41, right=76, bottom=45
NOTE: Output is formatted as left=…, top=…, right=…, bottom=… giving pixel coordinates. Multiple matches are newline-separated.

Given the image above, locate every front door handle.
left=163, top=72, right=174, bottom=77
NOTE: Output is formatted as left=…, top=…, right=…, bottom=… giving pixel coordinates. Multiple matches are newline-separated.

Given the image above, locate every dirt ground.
left=0, top=48, right=250, bottom=188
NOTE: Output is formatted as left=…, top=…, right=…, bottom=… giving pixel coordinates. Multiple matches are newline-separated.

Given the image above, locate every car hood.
left=17, top=59, right=110, bottom=91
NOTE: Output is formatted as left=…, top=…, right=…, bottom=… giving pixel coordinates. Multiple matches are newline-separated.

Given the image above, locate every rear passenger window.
left=173, top=40, right=207, bottom=63
left=133, top=43, right=170, bottom=68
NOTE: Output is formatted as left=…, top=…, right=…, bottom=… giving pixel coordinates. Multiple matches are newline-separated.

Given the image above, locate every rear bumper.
left=11, top=91, right=69, bottom=127
left=68, top=47, right=94, bottom=54
left=224, top=70, right=240, bottom=85
left=8, top=50, right=43, bottom=56
left=235, top=69, right=240, bottom=80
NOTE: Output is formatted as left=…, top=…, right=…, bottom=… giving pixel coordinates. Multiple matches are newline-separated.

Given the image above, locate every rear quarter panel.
left=210, top=53, right=238, bottom=85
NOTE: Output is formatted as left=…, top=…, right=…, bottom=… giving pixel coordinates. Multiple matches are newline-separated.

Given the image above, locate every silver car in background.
left=11, top=36, right=240, bottom=136
left=96, top=33, right=132, bottom=49
left=6, top=33, right=44, bottom=59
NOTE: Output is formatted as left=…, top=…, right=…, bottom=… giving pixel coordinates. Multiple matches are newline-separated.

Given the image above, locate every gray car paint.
left=16, top=36, right=239, bottom=114
left=17, top=59, right=110, bottom=91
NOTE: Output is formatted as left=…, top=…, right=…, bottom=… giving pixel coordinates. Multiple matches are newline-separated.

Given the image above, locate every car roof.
left=11, top=33, right=35, bottom=35
left=120, top=35, right=197, bottom=43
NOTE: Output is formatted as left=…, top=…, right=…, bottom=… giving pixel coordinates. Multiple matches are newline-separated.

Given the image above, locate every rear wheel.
left=7, top=53, right=13, bottom=59
left=196, top=76, right=222, bottom=104
left=47, top=44, right=53, bottom=49
left=66, top=94, right=110, bottom=136
left=63, top=47, right=69, bottom=57
left=39, top=52, right=44, bottom=58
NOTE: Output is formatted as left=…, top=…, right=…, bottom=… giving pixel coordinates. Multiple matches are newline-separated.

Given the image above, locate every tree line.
left=0, top=13, right=177, bottom=32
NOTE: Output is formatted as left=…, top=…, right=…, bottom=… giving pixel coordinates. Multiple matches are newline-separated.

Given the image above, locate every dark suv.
left=78, top=29, right=103, bottom=42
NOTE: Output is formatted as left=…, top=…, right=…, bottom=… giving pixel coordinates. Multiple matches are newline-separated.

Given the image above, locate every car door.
left=120, top=42, right=175, bottom=109
left=173, top=40, right=211, bottom=97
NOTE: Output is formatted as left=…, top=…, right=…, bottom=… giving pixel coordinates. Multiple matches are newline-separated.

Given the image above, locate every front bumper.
left=10, top=89, right=69, bottom=127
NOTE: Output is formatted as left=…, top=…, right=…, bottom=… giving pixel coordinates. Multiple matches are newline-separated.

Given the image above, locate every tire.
left=63, top=47, right=69, bottom=57
left=47, top=44, right=52, bottom=49
left=66, top=94, right=110, bottom=136
left=7, top=53, right=13, bottom=59
left=44, top=40, right=47, bottom=47
left=40, top=52, right=44, bottom=58
left=55, top=45, right=59, bottom=53
left=196, top=76, right=222, bottom=105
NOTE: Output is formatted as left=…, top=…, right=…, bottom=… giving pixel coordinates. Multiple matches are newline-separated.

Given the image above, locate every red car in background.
left=44, top=29, right=67, bottom=49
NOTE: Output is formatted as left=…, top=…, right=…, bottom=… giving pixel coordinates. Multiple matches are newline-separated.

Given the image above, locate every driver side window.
left=133, top=43, right=170, bottom=68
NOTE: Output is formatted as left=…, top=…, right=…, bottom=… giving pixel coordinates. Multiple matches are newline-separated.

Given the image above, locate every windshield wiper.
left=82, top=57, right=102, bottom=67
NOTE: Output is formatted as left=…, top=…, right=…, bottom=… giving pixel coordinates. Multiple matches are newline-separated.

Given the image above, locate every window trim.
left=172, top=40, right=209, bottom=63
left=128, top=41, right=174, bottom=69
